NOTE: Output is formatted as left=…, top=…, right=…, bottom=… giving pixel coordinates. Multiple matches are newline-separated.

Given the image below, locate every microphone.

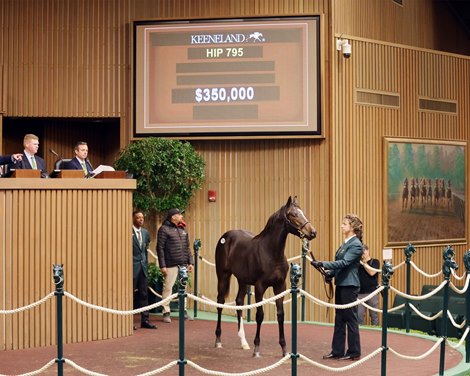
left=49, top=148, right=61, bottom=159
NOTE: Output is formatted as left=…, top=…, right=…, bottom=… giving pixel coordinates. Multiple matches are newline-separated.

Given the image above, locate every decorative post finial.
left=193, top=239, right=201, bottom=252
left=290, top=263, right=301, bottom=289
left=53, top=264, right=64, bottom=292
left=463, top=249, right=470, bottom=273
left=178, top=266, right=188, bottom=289
left=404, top=243, right=416, bottom=261
left=442, top=246, right=458, bottom=280
left=382, top=261, right=394, bottom=287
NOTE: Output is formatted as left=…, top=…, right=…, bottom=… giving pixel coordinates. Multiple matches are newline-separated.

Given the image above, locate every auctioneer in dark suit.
left=133, top=226, right=151, bottom=323
left=63, top=157, right=94, bottom=175
left=0, top=155, right=15, bottom=165
left=16, top=153, right=48, bottom=178
left=322, top=236, right=363, bottom=358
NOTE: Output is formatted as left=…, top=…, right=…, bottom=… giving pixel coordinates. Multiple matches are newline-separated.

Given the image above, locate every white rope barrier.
left=298, top=286, right=384, bottom=310
left=447, top=310, right=467, bottom=329
left=287, top=255, right=302, bottom=262
left=146, top=249, right=158, bottom=260
left=389, top=280, right=447, bottom=300
left=64, top=291, right=178, bottom=315
left=451, top=269, right=467, bottom=281
left=0, top=359, right=56, bottom=376
left=388, top=338, right=444, bottom=360
left=0, top=292, right=55, bottom=314
left=361, top=300, right=383, bottom=313
left=408, top=303, right=442, bottom=321
left=446, top=327, right=470, bottom=349
left=388, top=303, right=405, bottom=312
left=449, top=274, right=470, bottom=294
left=297, top=347, right=383, bottom=372
left=186, top=290, right=290, bottom=311
left=199, top=256, right=216, bottom=267
left=65, top=358, right=178, bottom=376
left=392, top=260, right=406, bottom=271
left=186, top=354, right=291, bottom=376
left=410, top=261, right=442, bottom=278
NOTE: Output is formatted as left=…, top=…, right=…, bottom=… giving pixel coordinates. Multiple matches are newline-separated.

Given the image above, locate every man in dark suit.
left=0, top=154, right=23, bottom=165
left=312, top=213, right=364, bottom=361
left=15, top=134, right=48, bottom=178
left=63, top=141, right=94, bottom=176
left=133, top=210, right=157, bottom=329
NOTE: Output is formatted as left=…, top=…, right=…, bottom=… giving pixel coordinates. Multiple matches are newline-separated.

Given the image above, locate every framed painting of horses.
left=384, top=138, right=466, bottom=245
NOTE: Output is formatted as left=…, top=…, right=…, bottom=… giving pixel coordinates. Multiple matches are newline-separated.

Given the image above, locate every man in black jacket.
left=156, top=208, right=194, bottom=323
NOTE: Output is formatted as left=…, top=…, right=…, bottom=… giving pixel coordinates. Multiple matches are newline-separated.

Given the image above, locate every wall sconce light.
left=336, top=38, right=351, bottom=59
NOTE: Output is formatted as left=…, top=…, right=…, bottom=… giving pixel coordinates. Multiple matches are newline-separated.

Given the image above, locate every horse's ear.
left=286, top=196, right=292, bottom=206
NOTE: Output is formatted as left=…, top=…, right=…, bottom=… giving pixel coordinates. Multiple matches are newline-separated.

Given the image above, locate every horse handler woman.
left=311, top=213, right=364, bottom=361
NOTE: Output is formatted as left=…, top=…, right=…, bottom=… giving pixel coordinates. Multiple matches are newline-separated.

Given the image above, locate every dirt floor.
left=0, top=311, right=468, bottom=376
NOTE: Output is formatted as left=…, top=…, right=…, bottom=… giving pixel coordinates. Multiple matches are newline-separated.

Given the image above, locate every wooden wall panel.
left=330, top=35, right=470, bottom=317
left=332, top=0, right=470, bottom=55
left=0, top=180, right=134, bottom=350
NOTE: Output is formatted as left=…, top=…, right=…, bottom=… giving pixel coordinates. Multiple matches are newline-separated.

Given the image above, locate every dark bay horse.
left=214, top=196, right=317, bottom=357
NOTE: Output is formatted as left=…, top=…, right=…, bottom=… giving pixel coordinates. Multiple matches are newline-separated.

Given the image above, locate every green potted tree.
left=115, top=137, right=205, bottom=311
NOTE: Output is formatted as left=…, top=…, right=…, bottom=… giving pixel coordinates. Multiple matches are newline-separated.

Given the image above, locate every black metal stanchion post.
left=439, top=246, right=458, bottom=376
left=290, top=263, right=301, bottom=376
left=381, top=260, right=394, bottom=376
left=178, top=266, right=188, bottom=376
left=193, top=239, right=201, bottom=318
left=463, top=250, right=470, bottom=363
left=247, top=286, right=252, bottom=322
left=404, top=243, right=415, bottom=333
left=53, top=264, right=65, bottom=376
left=301, top=239, right=308, bottom=322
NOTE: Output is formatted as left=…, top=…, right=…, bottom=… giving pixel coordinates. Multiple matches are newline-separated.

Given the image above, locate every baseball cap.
left=167, top=208, right=184, bottom=218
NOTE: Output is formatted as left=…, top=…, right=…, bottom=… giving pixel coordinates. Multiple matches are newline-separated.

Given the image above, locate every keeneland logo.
left=190, top=32, right=266, bottom=44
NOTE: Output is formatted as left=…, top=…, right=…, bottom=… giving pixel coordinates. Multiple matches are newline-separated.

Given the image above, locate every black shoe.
left=323, top=352, right=342, bottom=360
left=141, top=321, right=157, bottom=329
left=339, top=354, right=360, bottom=361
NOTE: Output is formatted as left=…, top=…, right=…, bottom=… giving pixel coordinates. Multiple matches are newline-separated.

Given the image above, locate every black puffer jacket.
left=156, top=219, right=194, bottom=268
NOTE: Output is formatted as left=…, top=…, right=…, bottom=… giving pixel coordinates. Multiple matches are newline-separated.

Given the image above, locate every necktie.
left=31, top=156, right=37, bottom=169
left=137, top=230, right=142, bottom=248
left=81, top=162, right=87, bottom=176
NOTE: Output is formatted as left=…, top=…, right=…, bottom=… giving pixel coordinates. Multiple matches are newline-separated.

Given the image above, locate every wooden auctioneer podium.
left=0, top=171, right=136, bottom=350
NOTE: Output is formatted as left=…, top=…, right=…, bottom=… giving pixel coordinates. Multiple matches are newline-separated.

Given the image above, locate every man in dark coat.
left=133, top=210, right=157, bottom=329
left=156, top=208, right=194, bottom=323
left=63, top=141, right=94, bottom=176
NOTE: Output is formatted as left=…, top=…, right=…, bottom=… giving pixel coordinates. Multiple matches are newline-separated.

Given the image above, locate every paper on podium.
left=90, top=165, right=115, bottom=177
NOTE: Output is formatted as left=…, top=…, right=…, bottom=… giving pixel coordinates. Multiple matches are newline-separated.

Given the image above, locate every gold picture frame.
left=384, top=137, right=466, bottom=246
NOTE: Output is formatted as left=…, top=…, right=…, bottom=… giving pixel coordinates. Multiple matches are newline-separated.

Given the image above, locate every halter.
left=285, top=211, right=310, bottom=238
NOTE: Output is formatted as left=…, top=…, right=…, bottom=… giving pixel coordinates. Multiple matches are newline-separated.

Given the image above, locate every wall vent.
left=419, top=98, right=457, bottom=114
left=356, top=90, right=400, bottom=108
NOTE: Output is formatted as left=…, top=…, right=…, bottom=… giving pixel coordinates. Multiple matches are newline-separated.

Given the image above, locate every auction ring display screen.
left=134, top=17, right=321, bottom=138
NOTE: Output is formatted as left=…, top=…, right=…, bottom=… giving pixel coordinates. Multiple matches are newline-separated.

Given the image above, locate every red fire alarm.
left=208, top=190, right=216, bottom=202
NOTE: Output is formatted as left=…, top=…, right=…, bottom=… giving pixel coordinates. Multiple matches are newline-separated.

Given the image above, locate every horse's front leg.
left=274, top=282, right=287, bottom=356
left=253, top=286, right=267, bottom=357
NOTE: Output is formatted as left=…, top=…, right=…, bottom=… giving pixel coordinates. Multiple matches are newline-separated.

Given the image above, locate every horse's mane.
left=252, top=202, right=289, bottom=240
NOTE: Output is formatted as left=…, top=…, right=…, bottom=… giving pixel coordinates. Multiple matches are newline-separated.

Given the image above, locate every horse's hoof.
left=215, top=342, right=223, bottom=348
left=241, top=343, right=250, bottom=350
left=253, top=352, right=261, bottom=358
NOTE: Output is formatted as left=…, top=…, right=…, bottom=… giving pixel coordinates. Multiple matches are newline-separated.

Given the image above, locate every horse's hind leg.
left=215, top=273, right=231, bottom=348
left=274, top=283, right=287, bottom=356
left=235, top=283, right=250, bottom=350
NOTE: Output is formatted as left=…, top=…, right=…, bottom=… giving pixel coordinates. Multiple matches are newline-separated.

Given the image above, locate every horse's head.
left=284, top=196, right=317, bottom=240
